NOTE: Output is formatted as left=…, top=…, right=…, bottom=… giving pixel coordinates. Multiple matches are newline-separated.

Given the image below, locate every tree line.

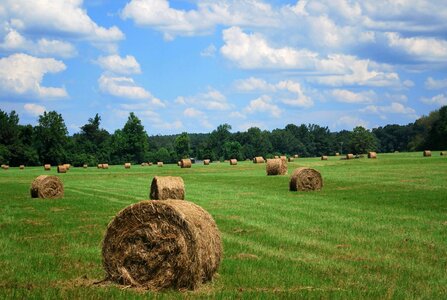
left=1, top=106, right=446, bottom=166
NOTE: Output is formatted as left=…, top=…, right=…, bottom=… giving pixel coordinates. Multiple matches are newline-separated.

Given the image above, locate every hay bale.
left=321, top=156, right=328, bottom=160
left=368, top=152, right=377, bottom=159
left=274, top=155, right=279, bottom=159
left=346, top=154, right=354, bottom=160
left=441, top=151, right=446, bottom=156
left=63, top=164, right=71, bottom=170
left=19, top=165, right=25, bottom=169
left=2, top=165, right=9, bottom=170
left=423, top=150, right=431, bottom=157
left=203, top=159, right=210, bottom=165
left=266, top=158, right=287, bottom=175
left=83, top=164, right=88, bottom=168
left=157, top=162, right=163, bottom=167
left=102, top=163, right=109, bottom=169
left=141, top=162, right=148, bottom=167
left=102, top=200, right=222, bottom=290
left=253, top=156, right=265, bottom=164
left=97, top=164, right=103, bottom=169
left=57, top=165, right=67, bottom=173
left=44, top=164, right=51, bottom=171
left=148, top=162, right=153, bottom=166
left=150, top=176, right=185, bottom=200
left=230, top=159, right=237, bottom=165
left=180, top=158, right=192, bottom=168
left=288, top=157, right=294, bottom=162
left=335, top=152, right=340, bottom=156
left=289, top=167, right=323, bottom=191
left=124, top=163, right=131, bottom=169
left=30, top=175, right=64, bottom=199
left=294, top=154, right=299, bottom=158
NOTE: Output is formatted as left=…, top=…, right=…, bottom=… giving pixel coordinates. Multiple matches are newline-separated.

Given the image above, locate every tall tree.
left=174, top=132, right=191, bottom=159
left=208, top=124, right=232, bottom=160
left=120, top=112, right=149, bottom=163
left=34, top=111, right=68, bottom=165
left=349, top=126, right=378, bottom=154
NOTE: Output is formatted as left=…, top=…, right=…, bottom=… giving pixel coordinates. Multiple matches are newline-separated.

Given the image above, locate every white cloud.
left=183, top=107, right=204, bottom=117
left=425, top=77, right=447, bottom=90
left=421, top=94, right=447, bottom=106
left=200, top=44, right=217, bottom=57
left=362, top=102, right=417, bottom=117
left=98, top=74, right=152, bottom=100
left=386, top=32, right=447, bottom=62
left=97, top=55, right=141, bottom=75
left=334, top=115, right=369, bottom=129
left=229, top=111, right=246, bottom=119
left=178, top=88, right=231, bottom=110
left=153, top=120, right=183, bottom=130
left=24, top=103, right=46, bottom=116
left=331, top=89, right=376, bottom=104
left=244, top=95, right=282, bottom=118
left=277, top=80, right=313, bottom=107
left=235, top=77, right=276, bottom=92
left=0, top=53, right=67, bottom=98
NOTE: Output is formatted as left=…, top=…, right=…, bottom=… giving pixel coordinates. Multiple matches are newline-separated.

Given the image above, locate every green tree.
left=174, top=132, right=191, bottom=159
left=223, top=141, right=243, bottom=160
left=34, top=111, right=68, bottom=165
left=120, top=112, right=149, bottom=163
left=349, top=126, right=378, bottom=154
left=208, top=124, right=232, bottom=160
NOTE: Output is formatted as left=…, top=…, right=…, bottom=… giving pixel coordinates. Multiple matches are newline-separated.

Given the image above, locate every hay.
left=19, top=165, right=25, bottom=169
left=180, top=159, right=192, bottom=168
left=2, top=165, right=9, bottom=170
left=253, top=156, right=265, bottom=164
left=44, top=164, right=51, bottom=171
left=230, top=159, right=237, bottom=165
left=335, top=152, right=340, bottom=156
left=63, top=164, right=71, bottom=170
left=57, top=165, right=67, bottom=173
left=346, top=154, right=354, bottom=160
left=124, top=163, right=131, bottom=169
left=423, top=150, right=431, bottom=157
left=83, top=164, right=88, bottom=168
left=150, top=176, right=185, bottom=200
left=441, top=151, right=446, bottom=156
left=266, top=158, right=287, bottom=175
left=274, top=155, right=279, bottom=159
left=148, top=162, right=153, bottom=166
left=289, top=167, right=323, bottom=191
left=97, top=164, right=103, bottom=169
left=321, top=156, right=328, bottom=160
left=288, top=157, right=294, bottom=162
left=102, top=200, right=222, bottom=290
left=294, top=154, right=299, bottom=158
left=103, top=164, right=109, bottom=169
left=203, top=159, right=210, bottom=165
left=177, top=161, right=181, bottom=166
left=141, top=162, right=148, bottom=167
left=30, top=175, right=64, bottom=199
left=368, top=152, right=377, bottom=159
left=157, top=162, right=163, bottom=167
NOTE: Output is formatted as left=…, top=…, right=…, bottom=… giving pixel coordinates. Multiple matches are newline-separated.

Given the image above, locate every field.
left=1, top=152, right=446, bottom=299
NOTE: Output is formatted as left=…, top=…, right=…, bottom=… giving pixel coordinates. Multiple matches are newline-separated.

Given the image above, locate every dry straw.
left=44, top=164, right=51, bottom=171
left=203, top=159, right=210, bottom=165
left=83, top=164, right=88, bottom=168
left=321, top=156, right=328, bottom=160
left=2, top=165, right=9, bottom=170
left=253, top=156, right=265, bottom=164
left=30, top=175, right=64, bottom=199
left=423, top=150, right=432, bottom=157
left=288, top=157, right=294, bottom=162
left=150, top=176, right=185, bottom=200
left=266, top=157, right=287, bottom=175
left=124, top=163, right=131, bottom=169
left=102, top=200, right=222, bottom=291
left=97, top=164, right=103, bottom=169
left=335, top=152, right=340, bottom=156
left=368, top=152, right=377, bottom=159
left=63, top=164, right=71, bottom=170
left=346, top=154, right=354, bottom=160
left=57, top=165, right=67, bottom=173
left=19, top=165, right=25, bottom=170
left=441, top=151, right=446, bottom=156
left=294, top=154, right=299, bottom=158
left=230, top=159, right=237, bottom=165
left=157, top=162, right=163, bottom=167
left=102, top=164, right=109, bottom=169
left=180, top=158, right=192, bottom=168
left=289, top=167, right=323, bottom=191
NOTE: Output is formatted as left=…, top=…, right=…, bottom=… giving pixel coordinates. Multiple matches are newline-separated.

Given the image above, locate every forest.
left=0, top=105, right=446, bottom=166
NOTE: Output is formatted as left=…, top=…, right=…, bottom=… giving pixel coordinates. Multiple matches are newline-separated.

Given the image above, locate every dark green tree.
left=119, top=112, right=149, bottom=163
left=349, top=126, right=378, bottom=154
left=34, top=111, right=68, bottom=165
left=223, top=141, right=243, bottom=160
left=208, top=124, right=232, bottom=160
left=174, top=132, right=191, bottom=158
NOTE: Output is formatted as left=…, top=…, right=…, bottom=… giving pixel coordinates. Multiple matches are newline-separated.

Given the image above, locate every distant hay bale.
left=274, top=155, right=279, bottom=159
left=2, top=164, right=9, bottom=170
left=230, top=159, right=237, bottom=165
left=63, top=164, right=71, bottom=170
left=44, top=164, right=51, bottom=171
left=19, top=165, right=25, bottom=169
left=368, top=152, right=377, bottom=159
left=177, top=161, right=181, bottom=166
left=102, top=164, right=109, bottom=169
left=203, top=159, right=210, bottom=165
left=321, top=156, right=328, bottom=160
left=289, top=167, right=323, bottom=191
left=30, top=175, right=64, bottom=199
left=150, top=176, right=185, bottom=200
left=180, top=158, right=192, bottom=168
left=335, top=152, right=340, bottom=156
left=441, top=151, right=446, bottom=156
left=102, top=200, right=222, bottom=290
left=423, top=150, right=431, bottom=157
left=346, top=154, right=354, bottom=160
left=148, top=162, right=153, bottom=166
left=124, top=163, right=131, bottom=169
left=141, top=162, right=148, bottom=167
left=83, top=164, right=88, bottom=168
left=288, top=157, right=294, bottom=162
left=97, top=164, right=102, bottom=169
left=266, top=158, right=287, bottom=175
left=253, top=156, right=265, bottom=164
left=157, top=162, right=163, bottom=167
left=294, top=154, right=299, bottom=158
left=57, top=165, right=67, bottom=173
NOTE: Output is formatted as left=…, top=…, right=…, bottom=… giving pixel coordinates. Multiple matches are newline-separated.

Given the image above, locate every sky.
left=0, top=0, right=446, bottom=135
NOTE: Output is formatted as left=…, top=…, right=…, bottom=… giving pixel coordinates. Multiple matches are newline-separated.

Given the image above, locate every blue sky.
left=0, top=0, right=446, bottom=135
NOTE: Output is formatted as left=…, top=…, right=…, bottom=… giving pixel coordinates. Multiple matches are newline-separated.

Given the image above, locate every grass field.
left=1, top=152, right=446, bottom=299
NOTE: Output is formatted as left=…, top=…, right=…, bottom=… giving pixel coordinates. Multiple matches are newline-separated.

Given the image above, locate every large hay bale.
left=203, top=159, right=210, bottom=165
left=19, top=165, right=25, bottom=170
left=368, top=152, right=377, bottom=159
left=150, top=176, right=185, bottom=200
left=266, top=158, right=287, bottom=175
left=230, top=159, right=237, bottom=165
left=44, top=164, right=51, bottom=171
left=346, top=154, right=354, bottom=160
left=289, top=167, right=323, bottom=191
left=102, top=200, right=222, bottom=290
left=180, top=158, right=192, bottom=168
left=30, top=175, right=64, bottom=199
left=57, top=165, right=67, bottom=173
left=157, top=162, right=163, bottom=167
left=253, top=156, right=265, bottom=164
left=423, top=150, right=431, bottom=157
left=321, top=156, right=328, bottom=160
left=124, top=163, right=131, bottom=169
left=102, top=163, right=109, bottom=169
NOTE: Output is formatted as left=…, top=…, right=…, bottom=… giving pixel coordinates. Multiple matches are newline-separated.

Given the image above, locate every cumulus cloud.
left=235, top=77, right=276, bottom=92
left=421, top=94, right=447, bottom=106
left=334, top=115, right=369, bottom=129
left=386, top=32, right=447, bottom=62
left=362, top=102, right=417, bottom=118
left=183, top=107, right=204, bottom=117
left=98, top=74, right=153, bottom=100
left=0, top=53, right=67, bottom=98
left=176, top=88, right=231, bottom=110
left=331, top=89, right=376, bottom=104
left=244, top=95, right=282, bottom=118
left=425, top=77, right=447, bottom=90
left=24, top=103, right=46, bottom=116
left=200, top=44, right=217, bottom=57
left=97, top=55, right=141, bottom=75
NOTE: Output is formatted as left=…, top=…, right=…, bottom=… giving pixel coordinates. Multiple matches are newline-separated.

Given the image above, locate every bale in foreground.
left=102, top=200, right=222, bottom=290
left=30, top=175, right=64, bottom=199
left=289, top=167, right=323, bottom=191
left=150, top=176, right=185, bottom=200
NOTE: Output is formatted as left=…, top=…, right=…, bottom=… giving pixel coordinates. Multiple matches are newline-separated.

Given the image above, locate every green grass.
left=1, top=152, right=446, bottom=299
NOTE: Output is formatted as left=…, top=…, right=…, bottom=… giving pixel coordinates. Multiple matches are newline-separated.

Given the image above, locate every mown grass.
left=0, top=152, right=446, bottom=299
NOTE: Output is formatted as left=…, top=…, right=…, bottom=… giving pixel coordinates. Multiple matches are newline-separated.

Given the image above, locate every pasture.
left=0, top=152, right=446, bottom=298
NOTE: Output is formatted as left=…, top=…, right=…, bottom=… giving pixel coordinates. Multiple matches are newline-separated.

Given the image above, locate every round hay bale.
left=124, top=163, right=131, bottom=169
left=441, top=151, right=446, bottom=156
left=423, top=150, right=431, bottom=157
left=203, top=159, right=210, bottom=165
left=321, top=156, right=328, bottom=160
left=102, top=163, right=109, bottom=169
left=150, top=176, right=185, bottom=200
left=157, top=162, right=163, bottom=167
left=83, top=164, right=88, bottom=168
left=289, top=167, right=323, bottom=191
left=2, top=165, right=9, bottom=170
left=368, top=152, right=377, bottom=159
left=230, top=159, right=237, bottom=165
left=346, top=154, right=354, bottom=160
left=253, top=156, right=265, bottom=164
left=102, top=200, right=222, bottom=290
left=97, top=164, right=103, bottom=169
left=44, top=164, right=51, bottom=171
left=30, top=175, right=64, bottom=199
left=274, top=155, right=279, bottom=159
left=141, top=162, right=148, bottom=167
left=294, top=154, right=299, bottom=158
left=148, top=162, right=153, bottom=166
left=19, top=165, right=25, bottom=170
left=57, top=165, right=67, bottom=173
left=288, top=157, right=294, bottom=162
left=335, top=152, right=340, bottom=156
left=63, top=164, right=71, bottom=170
left=266, top=158, right=287, bottom=175
left=180, top=158, right=192, bottom=168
